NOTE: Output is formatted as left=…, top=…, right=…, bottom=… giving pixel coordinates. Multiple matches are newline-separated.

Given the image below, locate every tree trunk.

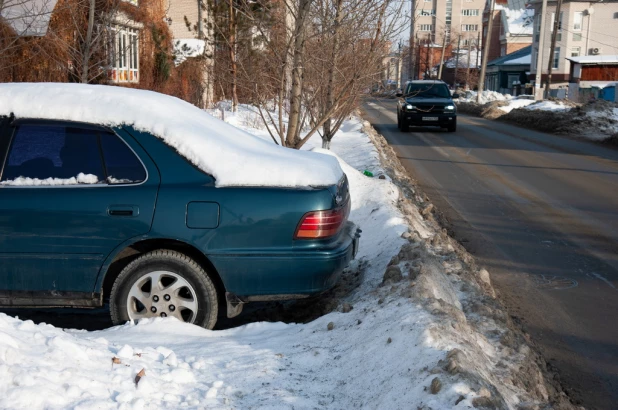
left=228, top=0, right=238, bottom=112
left=285, top=0, right=311, bottom=147
left=81, top=0, right=96, bottom=83
left=321, top=0, right=342, bottom=150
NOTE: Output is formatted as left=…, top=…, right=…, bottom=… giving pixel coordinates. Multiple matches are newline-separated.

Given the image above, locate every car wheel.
left=447, top=120, right=457, bottom=133
left=397, top=112, right=401, bottom=129
left=400, top=119, right=409, bottom=132
left=110, top=249, right=218, bottom=329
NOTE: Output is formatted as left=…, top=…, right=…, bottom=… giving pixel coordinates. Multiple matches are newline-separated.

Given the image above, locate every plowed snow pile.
left=456, top=91, right=618, bottom=142
left=0, top=107, right=577, bottom=410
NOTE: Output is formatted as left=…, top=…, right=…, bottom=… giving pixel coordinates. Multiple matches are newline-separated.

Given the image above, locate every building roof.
left=0, top=0, right=58, bottom=36
left=488, top=45, right=532, bottom=67
left=566, top=55, right=618, bottom=64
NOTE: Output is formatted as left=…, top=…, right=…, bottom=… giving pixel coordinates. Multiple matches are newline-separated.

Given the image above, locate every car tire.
left=110, top=249, right=218, bottom=329
left=400, top=119, right=409, bottom=132
left=397, top=112, right=401, bottom=129
left=447, top=120, right=457, bottom=133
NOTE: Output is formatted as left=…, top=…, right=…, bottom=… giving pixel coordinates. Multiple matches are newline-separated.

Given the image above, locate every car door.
left=0, top=119, right=160, bottom=304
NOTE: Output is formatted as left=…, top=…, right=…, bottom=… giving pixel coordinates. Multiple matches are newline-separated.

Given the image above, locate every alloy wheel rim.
left=126, top=270, right=198, bottom=323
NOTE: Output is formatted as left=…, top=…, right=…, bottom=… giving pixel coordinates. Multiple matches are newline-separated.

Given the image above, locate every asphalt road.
left=362, top=98, right=618, bottom=410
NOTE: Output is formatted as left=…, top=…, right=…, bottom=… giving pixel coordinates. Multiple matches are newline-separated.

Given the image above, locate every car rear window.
left=2, top=125, right=104, bottom=183
left=100, top=132, right=146, bottom=184
left=1, top=123, right=145, bottom=186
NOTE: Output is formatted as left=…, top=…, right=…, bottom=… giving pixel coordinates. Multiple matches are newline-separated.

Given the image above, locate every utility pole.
left=535, top=0, right=548, bottom=100
left=544, top=0, right=563, bottom=99
left=466, top=36, right=472, bottom=88
left=476, top=32, right=481, bottom=70
left=409, top=0, right=416, bottom=81
left=425, top=34, right=431, bottom=78
left=454, top=34, right=461, bottom=88
left=477, top=0, right=495, bottom=103
left=438, top=33, right=447, bottom=79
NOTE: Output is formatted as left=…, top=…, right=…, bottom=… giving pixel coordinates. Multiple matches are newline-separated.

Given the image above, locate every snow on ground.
left=457, top=90, right=513, bottom=104
left=0, top=83, right=342, bottom=188
left=497, top=99, right=572, bottom=114
left=0, top=103, right=556, bottom=410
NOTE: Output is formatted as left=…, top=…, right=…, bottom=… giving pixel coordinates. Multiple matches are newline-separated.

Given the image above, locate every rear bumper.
left=210, top=222, right=361, bottom=298
left=402, top=112, right=456, bottom=127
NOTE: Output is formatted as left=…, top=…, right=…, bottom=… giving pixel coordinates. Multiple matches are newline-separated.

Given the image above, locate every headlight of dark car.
left=405, top=104, right=416, bottom=111
left=445, top=105, right=455, bottom=111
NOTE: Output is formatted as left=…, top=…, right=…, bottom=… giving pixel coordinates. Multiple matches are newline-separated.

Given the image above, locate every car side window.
left=1, top=125, right=105, bottom=185
left=99, top=132, right=146, bottom=184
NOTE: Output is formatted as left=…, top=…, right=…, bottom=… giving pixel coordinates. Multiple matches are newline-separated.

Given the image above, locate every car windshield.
left=405, top=84, right=450, bottom=98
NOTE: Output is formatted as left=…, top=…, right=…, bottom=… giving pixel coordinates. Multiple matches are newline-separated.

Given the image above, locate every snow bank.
left=0, top=83, right=343, bottom=188
left=458, top=90, right=513, bottom=104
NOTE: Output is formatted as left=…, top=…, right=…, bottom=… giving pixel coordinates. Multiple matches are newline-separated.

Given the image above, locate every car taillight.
left=294, top=201, right=350, bottom=239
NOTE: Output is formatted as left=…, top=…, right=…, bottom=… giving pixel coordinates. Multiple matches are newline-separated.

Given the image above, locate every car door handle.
left=108, top=206, right=139, bottom=217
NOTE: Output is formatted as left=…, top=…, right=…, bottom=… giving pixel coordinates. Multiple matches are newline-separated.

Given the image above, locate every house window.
left=535, top=15, right=540, bottom=42
left=462, top=9, right=479, bottom=16
left=419, top=9, right=435, bottom=16
left=418, top=24, right=434, bottom=31
left=424, top=0, right=431, bottom=3
left=573, top=33, right=582, bottom=41
left=462, top=38, right=478, bottom=46
left=550, top=11, right=563, bottom=31
left=571, top=47, right=580, bottom=57
left=508, top=74, right=519, bottom=86
left=553, top=47, right=560, bottom=69
left=461, top=24, right=478, bottom=31
left=110, top=26, right=139, bottom=83
left=573, top=11, right=583, bottom=31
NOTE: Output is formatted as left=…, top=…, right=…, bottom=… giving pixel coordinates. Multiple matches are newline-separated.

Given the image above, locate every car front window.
left=406, top=84, right=450, bottom=99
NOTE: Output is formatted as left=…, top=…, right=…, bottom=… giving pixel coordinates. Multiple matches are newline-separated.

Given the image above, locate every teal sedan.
left=0, top=84, right=360, bottom=329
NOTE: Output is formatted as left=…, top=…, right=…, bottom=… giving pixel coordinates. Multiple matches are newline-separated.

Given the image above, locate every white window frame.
left=110, top=26, right=139, bottom=83
left=462, top=9, right=479, bottom=16
left=571, top=46, right=580, bottom=57
left=461, top=24, right=478, bottom=32
left=418, top=24, right=434, bottom=31
left=419, top=9, right=435, bottom=16
left=553, top=47, right=560, bottom=69
left=573, top=11, right=583, bottom=31
left=550, top=11, right=563, bottom=32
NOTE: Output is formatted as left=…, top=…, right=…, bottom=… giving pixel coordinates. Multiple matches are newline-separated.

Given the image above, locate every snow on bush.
left=0, top=83, right=343, bottom=188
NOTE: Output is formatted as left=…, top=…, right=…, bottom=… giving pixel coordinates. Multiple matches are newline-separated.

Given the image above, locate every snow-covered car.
left=0, top=83, right=360, bottom=329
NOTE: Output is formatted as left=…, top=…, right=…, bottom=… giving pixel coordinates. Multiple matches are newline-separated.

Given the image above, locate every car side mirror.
left=396, top=92, right=403, bottom=98
left=452, top=93, right=460, bottom=99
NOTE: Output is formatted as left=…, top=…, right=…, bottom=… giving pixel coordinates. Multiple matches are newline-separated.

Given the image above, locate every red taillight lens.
left=294, top=201, right=350, bottom=239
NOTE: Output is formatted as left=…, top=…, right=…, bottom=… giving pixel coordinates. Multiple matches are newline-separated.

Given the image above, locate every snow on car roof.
left=0, top=83, right=344, bottom=188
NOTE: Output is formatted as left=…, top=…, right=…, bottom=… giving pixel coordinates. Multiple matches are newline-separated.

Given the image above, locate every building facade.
left=529, top=0, right=618, bottom=88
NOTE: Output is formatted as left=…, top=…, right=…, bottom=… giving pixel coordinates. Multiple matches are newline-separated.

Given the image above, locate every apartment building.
left=414, top=0, right=484, bottom=45
left=529, top=0, right=618, bottom=87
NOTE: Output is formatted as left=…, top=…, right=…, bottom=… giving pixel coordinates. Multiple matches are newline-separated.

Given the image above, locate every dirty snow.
left=0, top=104, right=558, bottom=410
left=498, top=99, right=571, bottom=113
left=0, top=83, right=343, bottom=188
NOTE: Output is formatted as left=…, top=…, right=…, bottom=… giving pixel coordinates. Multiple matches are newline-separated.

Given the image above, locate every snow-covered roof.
left=0, top=0, right=58, bottom=36
left=566, top=55, right=618, bottom=64
left=0, top=83, right=344, bottom=188
left=443, top=49, right=481, bottom=69
left=495, top=0, right=534, bottom=36
left=173, top=39, right=206, bottom=66
left=503, top=54, right=530, bottom=65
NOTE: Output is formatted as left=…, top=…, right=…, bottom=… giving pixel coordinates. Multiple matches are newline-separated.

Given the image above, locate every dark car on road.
left=0, top=84, right=360, bottom=330
left=396, top=80, right=459, bottom=132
